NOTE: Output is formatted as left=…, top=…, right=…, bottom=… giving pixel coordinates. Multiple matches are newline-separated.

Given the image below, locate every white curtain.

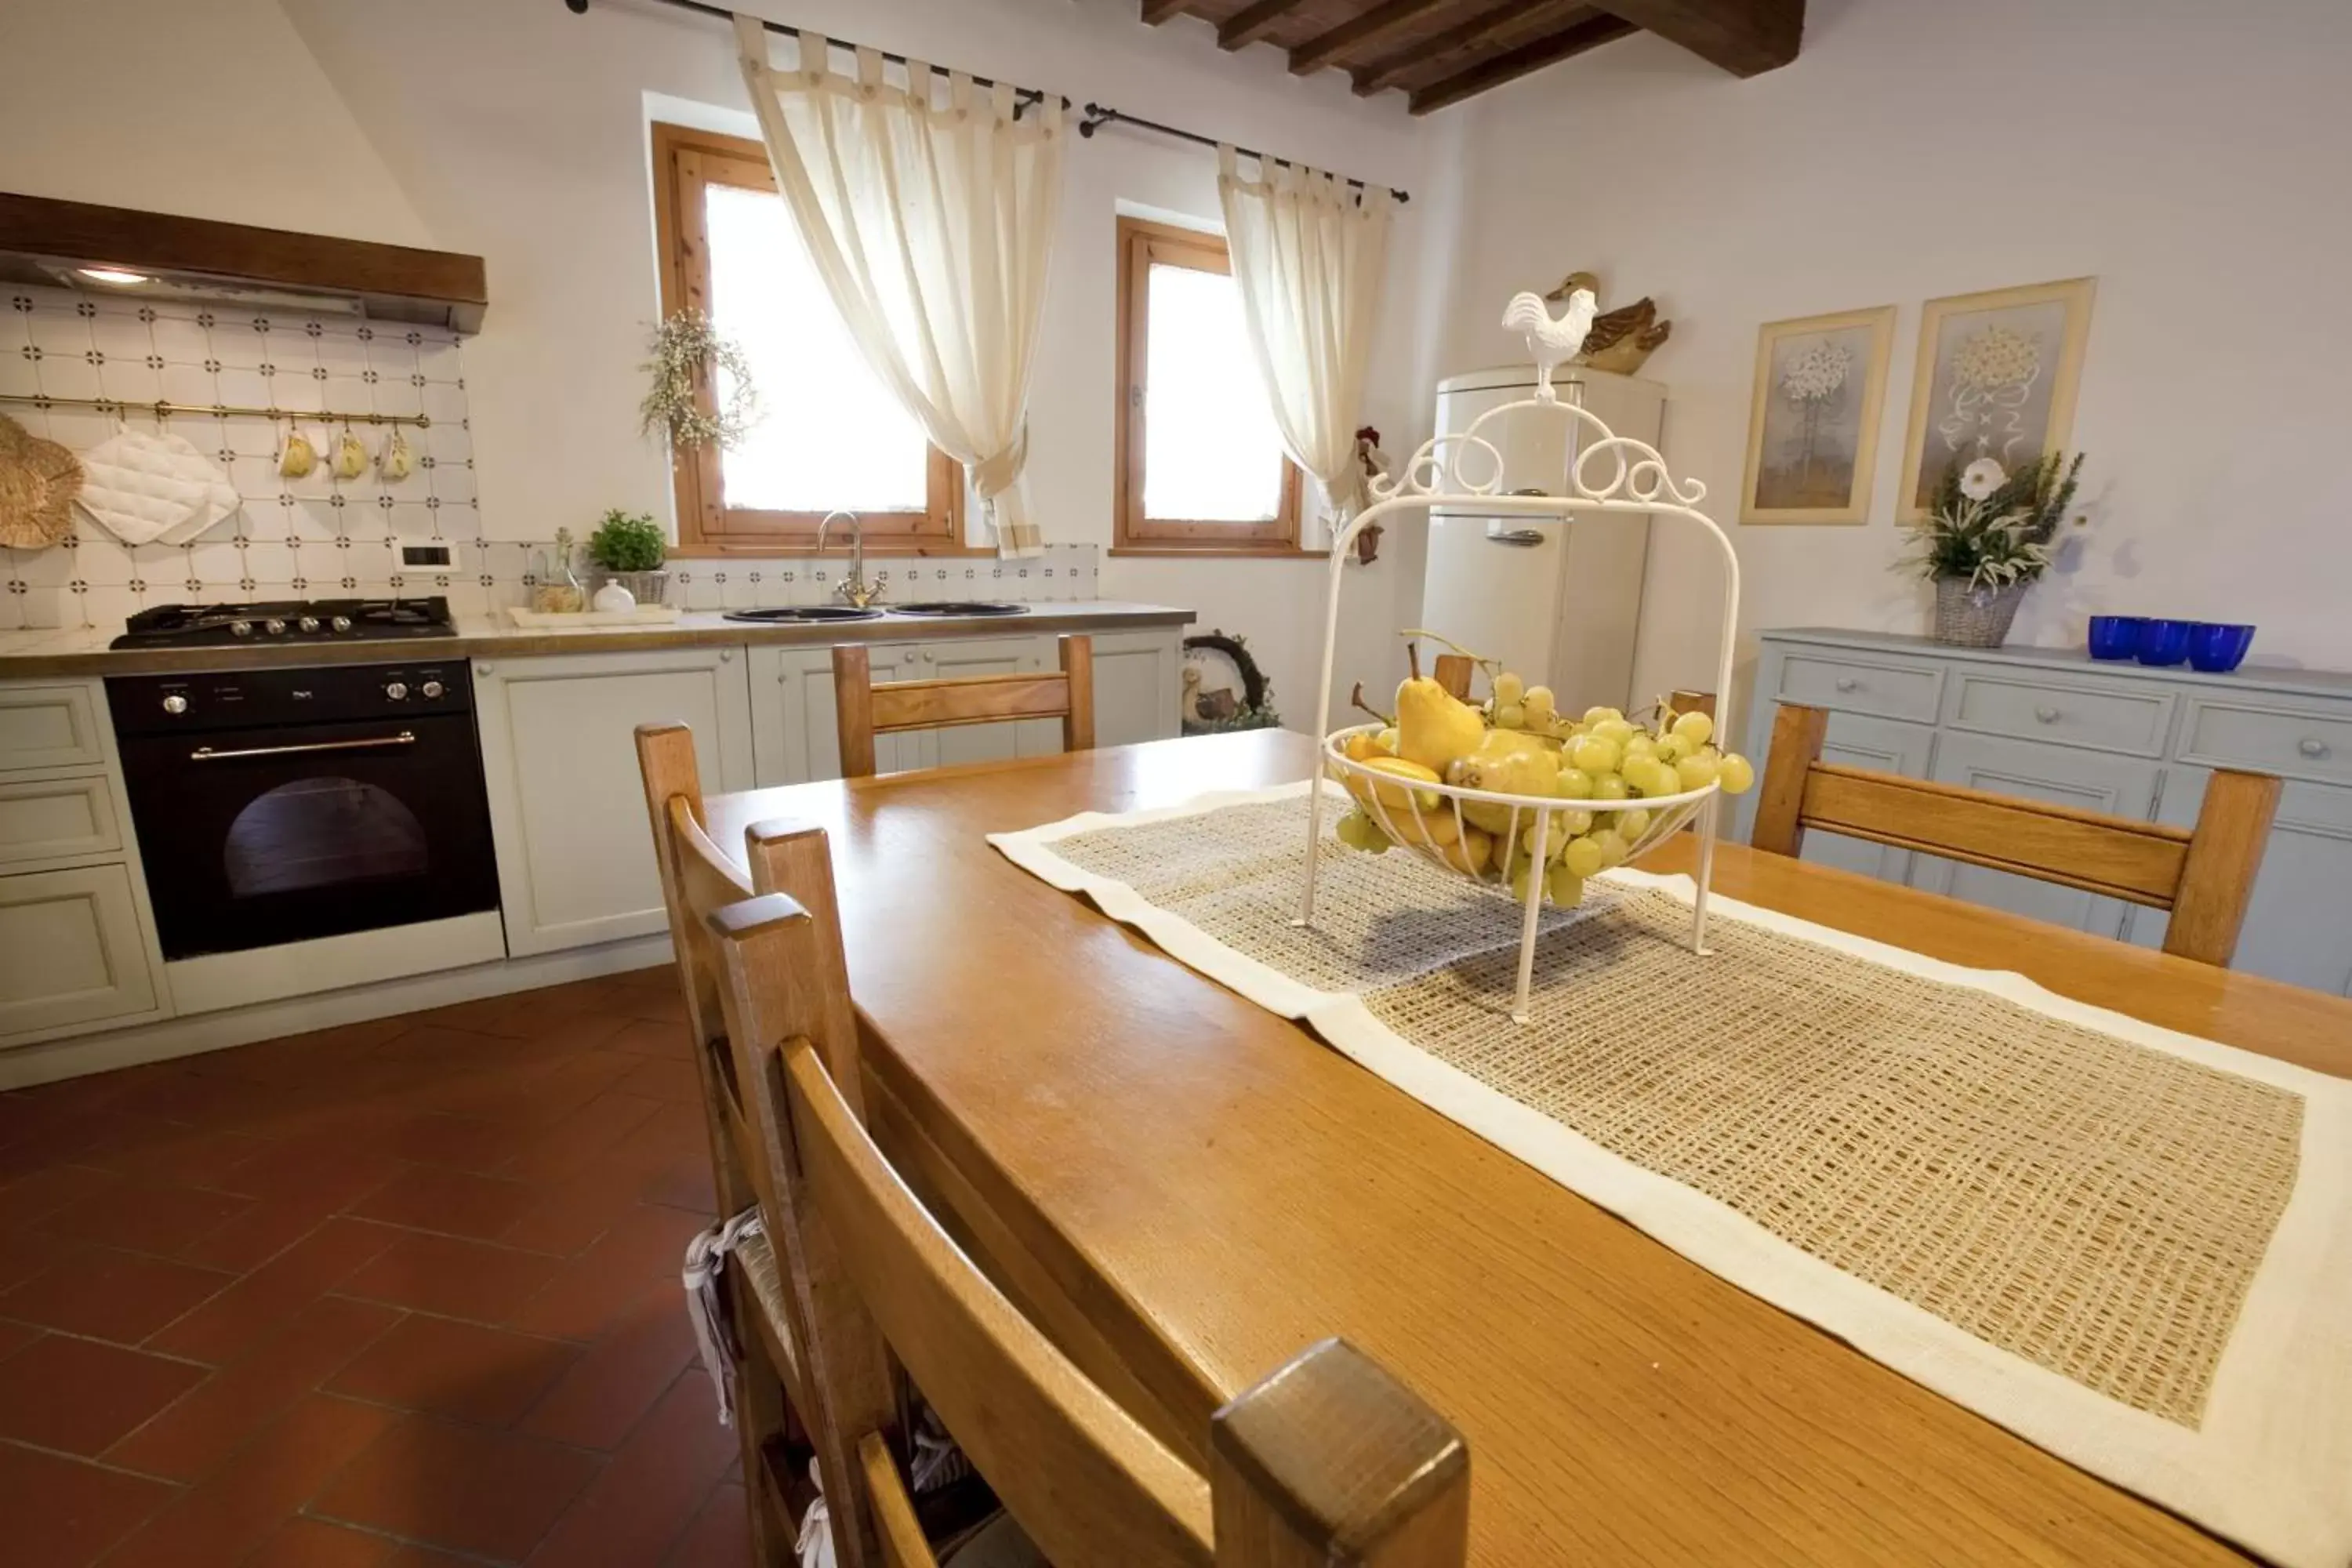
left=1215, top=145, right=1392, bottom=535
left=735, top=16, right=1063, bottom=557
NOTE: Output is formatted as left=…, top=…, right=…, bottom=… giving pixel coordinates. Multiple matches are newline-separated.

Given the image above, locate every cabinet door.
left=1091, top=630, right=1182, bottom=749
left=916, top=637, right=1057, bottom=771
left=1911, top=731, right=2159, bottom=940
left=2133, top=768, right=2352, bottom=993
left=750, top=643, right=928, bottom=786
left=0, top=863, right=160, bottom=1040
left=1790, top=713, right=1937, bottom=883
left=475, top=648, right=753, bottom=956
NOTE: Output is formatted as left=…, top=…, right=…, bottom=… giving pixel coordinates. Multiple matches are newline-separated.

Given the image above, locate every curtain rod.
left=561, top=0, right=1072, bottom=116
left=1078, top=105, right=1410, bottom=204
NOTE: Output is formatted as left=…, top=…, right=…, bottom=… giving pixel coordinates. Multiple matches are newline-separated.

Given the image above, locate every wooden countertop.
left=703, top=730, right=2350, bottom=1566
left=0, top=601, right=1192, bottom=680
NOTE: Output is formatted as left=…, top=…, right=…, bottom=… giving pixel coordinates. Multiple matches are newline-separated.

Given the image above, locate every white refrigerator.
left=1414, top=365, right=1666, bottom=716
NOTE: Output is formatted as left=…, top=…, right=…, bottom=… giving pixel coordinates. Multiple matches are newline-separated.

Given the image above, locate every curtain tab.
left=854, top=45, right=884, bottom=93
left=906, top=60, right=933, bottom=110
left=1217, top=143, right=1240, bottom=181
left=798, top=31, right=831, bottom=80
left=990, top=80, right=1015, bottom=123
left=948, top=71, right=972, bottom=113
left=730, top=13, right=769, bottom=72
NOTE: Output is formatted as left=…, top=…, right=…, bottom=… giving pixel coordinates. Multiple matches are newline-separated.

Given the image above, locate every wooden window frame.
left=1112, top=216, right=1308, bottom=559
left=650, top=122, right=971, bottom=557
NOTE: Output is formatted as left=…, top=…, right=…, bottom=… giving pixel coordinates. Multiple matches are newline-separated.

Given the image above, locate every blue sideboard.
left=1733, top=628, right=2352, bottom=996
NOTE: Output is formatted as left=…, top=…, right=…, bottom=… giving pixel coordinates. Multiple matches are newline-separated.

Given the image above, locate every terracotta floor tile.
left=383, top=1547, right=481, bottom=1568
left=35, top=1178, right=252, bottom=1259
left=506, top=1206, right=708, bottom=1344
left=175, top=1198, right=337, bottom=1275
left=328, top=1314, right=582, bottom=1427
left=309, top=1414, right=600, bottom=1562
left=247, top=1515, right=397, bottom=1567
left=0, top=1437, right=179, bottom=1568
left=0, top=1243, right=232, bottom=1345
left=0, top=1163, right=122, bottom=1232
left=80, top=1127, right=276, bottom=1189
left=183, top=1017, right=408, bottom=1087
left=210, top=1138, right=405, bottom=1208
left=499, top=1094, right=666, bottom=1187
left=0, top=1317, right=36, bottom=1360
left=107, top=1296, right=400, bottom=1483
left=598, top=1020, right=694, bottom=1061
left=0, top=1334, right=206, bottom=1455
left=101, top=1394, right=399, bottom=1568
left=339, top=1230, right=564, bottom=1321
left=662, top=1482, right=753, bottom=1568
left=0, top=1222, right=67, bottom=1292
left=350, top=1167, right=543, bottom=1242
left=518, top=1284, right=699, bottom=1452
left=524, top=1374, right=735, bottom=1567
left=609, top=1056, right=702, bottom=1107
left=369, top=1111, right=525, bottom=1174
left=147, top=1218, right=401, bottom=1364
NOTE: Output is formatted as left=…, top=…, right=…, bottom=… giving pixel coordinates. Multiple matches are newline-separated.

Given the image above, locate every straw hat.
left=0, top=413, right=82, bottom=550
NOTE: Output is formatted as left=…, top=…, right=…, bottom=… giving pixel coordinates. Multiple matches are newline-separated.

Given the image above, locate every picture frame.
left=1740, top=305, right=1897, bottom=525
left=1896, top=277, right=2096, bottom=521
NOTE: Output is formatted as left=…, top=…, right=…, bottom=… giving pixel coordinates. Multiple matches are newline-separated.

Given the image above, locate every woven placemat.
left=996, top=784, right=2352, bottom=1568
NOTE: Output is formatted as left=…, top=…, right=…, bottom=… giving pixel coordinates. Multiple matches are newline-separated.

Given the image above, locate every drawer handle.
left=2299, top=737, right=2330, bottom=759
left=2034, top=705, right=2060, bottom=724
left=1834, top=677, right=1860, bottom=692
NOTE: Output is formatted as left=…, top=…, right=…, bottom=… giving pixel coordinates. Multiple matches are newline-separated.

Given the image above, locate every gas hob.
left=111, top=597, right=457, bottom=650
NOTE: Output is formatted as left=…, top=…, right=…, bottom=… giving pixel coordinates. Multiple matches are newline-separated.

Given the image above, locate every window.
left=1114, top=217, right=1303, bottom=556
left=652, top=122, right=964, bottom=554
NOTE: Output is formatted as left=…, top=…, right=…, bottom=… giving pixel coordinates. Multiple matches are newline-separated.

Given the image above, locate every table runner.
left=990, top=782, right=2352, bottom=1568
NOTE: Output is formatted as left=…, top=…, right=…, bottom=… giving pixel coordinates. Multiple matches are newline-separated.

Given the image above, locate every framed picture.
left=1740, top=305, right=1897, bottom=524
left=1897, top=277, right=2096, bottom=519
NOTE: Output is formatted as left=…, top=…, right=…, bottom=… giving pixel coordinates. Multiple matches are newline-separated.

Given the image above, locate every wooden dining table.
left=703, top=729, right=2352, bottom=1566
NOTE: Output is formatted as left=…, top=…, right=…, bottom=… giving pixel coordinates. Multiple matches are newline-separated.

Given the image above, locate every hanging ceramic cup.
left=376, top=427, right=414, bottom=482
left=329, top=428, right=369, bottom=481
left=278, top=423, right=318, bottom=479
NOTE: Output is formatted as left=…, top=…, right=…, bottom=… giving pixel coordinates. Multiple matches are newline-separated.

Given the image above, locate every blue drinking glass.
left=2136, top=619, right=2194, bottom=666
left=2187, top=622, right=2256, bottom=673
left=2087, top=615, right=2145, bottom=659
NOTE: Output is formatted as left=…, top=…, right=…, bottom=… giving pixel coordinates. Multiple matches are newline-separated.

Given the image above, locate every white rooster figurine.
left=1502, top=288, right=1598, bottom=392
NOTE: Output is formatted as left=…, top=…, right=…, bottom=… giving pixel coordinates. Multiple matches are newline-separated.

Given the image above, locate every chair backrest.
left=833, top=634, right=1094, bottom=779
left=1751, top=702, right=2280, bottom=966
left=705, top=842, right=1471, bottom=1568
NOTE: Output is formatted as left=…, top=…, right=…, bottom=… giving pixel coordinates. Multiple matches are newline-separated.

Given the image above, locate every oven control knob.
left=331, top=615, right=354, bottom=633
left=384, top=681, right=409, bottom=701
left=297, top=616, right=321, bottom=633
left=420, top=680, right=445, bottom=699
left=230, top=619, right=254, bottom=637
left=161, top=694, right=188, bottom=715
left=263, top=618, right=288, bottom=636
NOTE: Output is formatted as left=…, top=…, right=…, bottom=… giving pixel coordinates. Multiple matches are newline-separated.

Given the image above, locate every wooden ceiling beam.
left=1586, top=0, right=1802, bottom=76
left=1218, top=0, right=1310, bottom=51
left=1288, top=0, right=1450, bottom=76
left=1352, top=0, right=1566, bottom=95
left=1140, top=0, right=1195, bottom=23
left=1408, top=11, right=1637, bottom=112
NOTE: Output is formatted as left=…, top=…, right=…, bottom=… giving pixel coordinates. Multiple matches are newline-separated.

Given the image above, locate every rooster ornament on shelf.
left=1501, top=288, right=1599, bottom=396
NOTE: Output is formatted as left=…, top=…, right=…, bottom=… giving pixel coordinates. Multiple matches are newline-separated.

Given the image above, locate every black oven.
left=107, top=661, right=499, bottom=960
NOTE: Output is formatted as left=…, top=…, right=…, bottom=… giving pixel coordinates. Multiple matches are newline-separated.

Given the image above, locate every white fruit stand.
left=1302, top=308, right=1740, bottom=1024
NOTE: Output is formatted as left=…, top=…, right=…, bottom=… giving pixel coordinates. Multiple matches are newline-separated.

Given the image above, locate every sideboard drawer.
left=0, top=773, right=123, bottom=866
left=0, top=684, right=107, bottom=774
left=1777, top=651, right=1944, bottom=724
left=2180, top=699, right=2352, bottom=788
left=1947, top=672, right=2172, bottom=756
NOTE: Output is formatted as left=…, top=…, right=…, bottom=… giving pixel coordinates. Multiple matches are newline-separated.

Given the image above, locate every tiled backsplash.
left=0, top=284, right=1096, bottom=631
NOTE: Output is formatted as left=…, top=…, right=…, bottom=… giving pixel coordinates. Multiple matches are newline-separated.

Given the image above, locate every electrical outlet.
left=401, top=544, right=454, bottom=568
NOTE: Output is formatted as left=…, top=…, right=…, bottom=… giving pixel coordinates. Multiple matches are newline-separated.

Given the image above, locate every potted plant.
left=586, top=510, right=670, bottom=605
left=1900, top=452, right=2085, bottom=647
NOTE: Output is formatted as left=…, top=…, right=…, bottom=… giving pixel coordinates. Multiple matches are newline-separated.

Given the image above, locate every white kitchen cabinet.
left=1795, top=713, right=1936, bottom=884
left=0, top=771, right=124, bottom=867
left=0, top=863, right=160, bottom=1038
left=750, top=642, right=928, bottom=786
left=2133, top=768, right=2352, bottom=994
left=474, top=647, right=754, bottom=956
left=1092, top=630, right=1184, bottom=750
left=0, top=684, right=108, bottom=773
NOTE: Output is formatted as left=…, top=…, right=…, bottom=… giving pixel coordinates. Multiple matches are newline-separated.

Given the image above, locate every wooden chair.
left=1751, top=702, right=2281, bottom=967
left=637, top=722, right=859, bottom=1560
left=704, top=826, right=1472, bottom=1568
left=833, top=636, right=1094, bottom=779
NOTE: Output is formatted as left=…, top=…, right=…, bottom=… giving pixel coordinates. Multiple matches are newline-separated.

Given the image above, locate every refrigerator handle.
left=1487, top=528, right=1547, bottom=546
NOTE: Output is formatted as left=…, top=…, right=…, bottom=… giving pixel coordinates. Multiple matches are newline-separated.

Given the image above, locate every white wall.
left=1435, top=0, right=2352, bottom=710
left=0, top=0, right=1441, bottom=718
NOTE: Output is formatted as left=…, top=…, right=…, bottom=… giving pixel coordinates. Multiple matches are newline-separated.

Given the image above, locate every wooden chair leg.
left=1209, top=1338, right=1468, bottom=1567
left=1432, top=654, right=1475, bottom=702
left=1668, top=688, right=1715, bottom=721
left=2165, top=768, right=2281, bottom=966
left=1061, top=635, right=1095, bottom=753
left=1749, top=703, right=1829, bottom=858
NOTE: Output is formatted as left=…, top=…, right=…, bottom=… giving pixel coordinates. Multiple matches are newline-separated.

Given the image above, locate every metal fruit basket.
left=1298, top=296, right=1741, bottom=1023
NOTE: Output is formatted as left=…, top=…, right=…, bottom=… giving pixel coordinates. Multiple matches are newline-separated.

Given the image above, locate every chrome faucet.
left=816, top=510, right=883, bottom=609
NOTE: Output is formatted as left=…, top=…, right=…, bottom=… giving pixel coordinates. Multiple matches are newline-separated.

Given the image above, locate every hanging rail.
left=562, top=0, right=1070, bottom=117
left=0, top=391, right=430, bottom=428
left=1078, top=104, right=1411, bottom=204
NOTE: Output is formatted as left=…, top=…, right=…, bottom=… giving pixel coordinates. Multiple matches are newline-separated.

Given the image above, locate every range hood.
left=0, top=192, right=488, bottom=333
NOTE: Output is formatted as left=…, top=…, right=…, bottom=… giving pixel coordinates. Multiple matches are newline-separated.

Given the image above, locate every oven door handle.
left=189, top=731, right=419, bottom=762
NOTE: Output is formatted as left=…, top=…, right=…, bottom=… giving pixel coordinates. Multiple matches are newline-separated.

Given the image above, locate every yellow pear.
left=1395, top=644, right=1486, bottom=775
left=1447, top=729, right=1565, bottom=833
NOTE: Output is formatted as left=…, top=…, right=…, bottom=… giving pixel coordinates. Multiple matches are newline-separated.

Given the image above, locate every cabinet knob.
left=719, top=649, right=734, bottom=662
left=2299, top=737, right=2329, bottom=759
left=2034, top=705, right=2060, bottom=724
left=1833, top=677, right=1860, bottom=692
left=477, top=662, right=495, bottom=675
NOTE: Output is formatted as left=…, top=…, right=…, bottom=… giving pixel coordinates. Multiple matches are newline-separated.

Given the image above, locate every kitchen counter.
left=0, top=601, right=1194, bottom=679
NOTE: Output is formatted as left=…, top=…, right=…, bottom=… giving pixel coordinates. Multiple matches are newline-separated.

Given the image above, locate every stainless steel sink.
left=723, top=607, right=884, bottom=623
left=887, top=601, right=1030, bottom=617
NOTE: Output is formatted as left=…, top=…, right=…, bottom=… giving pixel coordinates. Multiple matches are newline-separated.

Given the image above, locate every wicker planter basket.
left=1933, top=578, right=2029, bottom=648
left=592, top=569, right=671, bottom=606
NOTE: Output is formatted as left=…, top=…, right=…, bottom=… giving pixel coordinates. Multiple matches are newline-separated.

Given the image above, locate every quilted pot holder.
left=74, top=427, right=241, bottom=546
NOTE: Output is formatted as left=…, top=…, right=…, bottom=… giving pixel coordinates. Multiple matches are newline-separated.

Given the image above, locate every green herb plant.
left=588, top=510, right=667, bottom=573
